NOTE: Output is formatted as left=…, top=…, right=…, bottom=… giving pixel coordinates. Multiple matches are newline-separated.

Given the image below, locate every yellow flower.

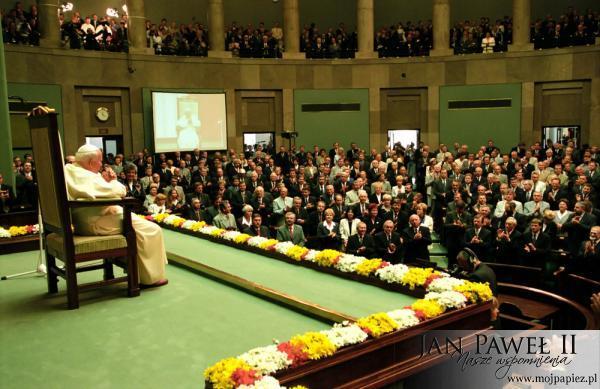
left=154, top=213, right=168, bottom=223
left=203, top=357, right=252, bottom=389
left=8, top=226, right=27, bottom=236
left=290, top=332, right=337, bottom=360
left=210, top=228, right=226, bottom=237
left=286, top=245, right=309, bottom=261
left=172, top=217, right=186, bottom=227
left=234, top=233, right=252, bottom=244
left=411, top=299, right=445, bottom=319
left=290, top=386, right=309, bottom=389
left=454, top=281, right=493, bottom=303
left=258, top=239, right=279, bottom=250
left=356, top=312, right=398, bottom=338
left=400, top=267, right=436, bottom=289
left=355, top=258, right=382, bottom=276
left=191, top=221, right=206, bottom=231
left=314, top=249, right=342, bottom=267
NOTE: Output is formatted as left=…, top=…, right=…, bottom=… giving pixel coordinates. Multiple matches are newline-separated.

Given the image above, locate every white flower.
left=0, top=227, right=10, bottom=238
left=375, top=264, right=409, bottom=283
left=238, top=345, right=291, bottom=376
left=199, top=225, right=220, bottom=235
left=31, top=224, right=40, bottom=234
left=335, top=254, right=366, bottom=273
left=162, top=214, right=180, bottom=225
left=248, top=236, right=269, bottom=247
left=181, top=220, right=196, bottom=230
left=222, top=230, right=242, bottom=241
left=387, top=308, right=420, bottom=329
left=321, top=323, right=368, bottom=348
left=426, top=277, right=465, bottom=293
left=237, top=376, right=283, bottom=389
left=274, top=241, right=295, bottom=254
left=304, top=249, right=318, bottom=262
left=424, top=291, right=467, bottom=309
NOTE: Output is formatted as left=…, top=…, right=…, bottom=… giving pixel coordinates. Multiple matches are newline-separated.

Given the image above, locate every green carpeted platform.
left=0, top=251, right=330, bottom=389
left=162, top=229, right=418, bottom=318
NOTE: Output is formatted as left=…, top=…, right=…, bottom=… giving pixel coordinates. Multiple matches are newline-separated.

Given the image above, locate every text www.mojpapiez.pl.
left=507, top=373, right=598, bottom=386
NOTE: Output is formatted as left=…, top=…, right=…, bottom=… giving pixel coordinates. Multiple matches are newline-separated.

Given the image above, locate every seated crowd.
left=225, top=21, right=283, bottom=58
left=5, top=137, right=596, bottom=282
left=1, top=2, right=39, bottom=46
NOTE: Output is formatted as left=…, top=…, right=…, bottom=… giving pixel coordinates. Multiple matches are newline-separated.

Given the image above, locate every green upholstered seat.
left=46, top=233, right=128, bottom=256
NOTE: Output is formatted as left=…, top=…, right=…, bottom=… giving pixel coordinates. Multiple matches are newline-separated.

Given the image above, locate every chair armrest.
left=68, top=197, right=140, bottom=208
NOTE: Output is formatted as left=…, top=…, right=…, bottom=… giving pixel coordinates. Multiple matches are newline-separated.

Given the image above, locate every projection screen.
left=152, top=91, right=227, bottom=152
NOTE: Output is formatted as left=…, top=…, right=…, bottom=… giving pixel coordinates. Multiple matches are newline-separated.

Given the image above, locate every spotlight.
left=61, top=2, right=73, bottom=12
left=106, top=7, right=119, bottom=17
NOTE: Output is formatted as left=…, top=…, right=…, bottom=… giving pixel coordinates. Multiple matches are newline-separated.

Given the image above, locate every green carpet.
left=0, top=251, right=329, bottom=389
left=163, top=229, right=418, bottom=318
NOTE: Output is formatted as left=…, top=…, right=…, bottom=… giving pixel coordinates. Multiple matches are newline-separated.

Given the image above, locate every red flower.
left=231, top=368, right=259, bottom=386
left=424, top=274, right=441, bottom=288
left=145, top=215, right=154, bottom=221
left=412, top=309, right=427, bottom=322
left=277, top=342, right=309, bottom=367
left=25, top=225, right=34, bottom=234
left=378, top=261, right=390, bottom=269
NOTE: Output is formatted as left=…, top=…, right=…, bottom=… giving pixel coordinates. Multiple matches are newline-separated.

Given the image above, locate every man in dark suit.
left=0, top=173, right=15, bottom=213
left=276, top=212, right=306, bottom=246
left=306, top=200, right=326, bottom=237
left=543, top=177, right=569, bottom=210
left=243, top=213, right=271, bottom=238
left=250, top=186, right=273, bottom=223
left=226, top=181, right=251, bottom=217
left=431, top=169, right=452, bottom=232
left=15, top=162, right=37, bottom=209
left=385, top=198, right=409, bottom=232
left=563, top=201, right=598, bottom=254
left=346, top=222, right=375, bottom=258
left=456, top=249, right=498, bottom=296
left=330, top=194, right=346, bottom=222
left=312, top=175, right=328, bottom=199
left=300, top=187, right=317, bottom=213
left=274, top=146, right=291, bottom=173
left=494, top=217, right=523, bottom=264
left=521, top=218, right=551, bottom=267
left=186, top=182, right=210, bottom=209
left=402, top=214, right=432, bottom=262
left=156, top=161, right=172, bottom=185
left=444, top=201, right=473, bottom=266
left=185, top=198, right=205, bottom=221
left=290, top=197, right=309, bottom=229
left=374, top=220, right=404, bottom=264
left=464, top=215, right=493, bottom=260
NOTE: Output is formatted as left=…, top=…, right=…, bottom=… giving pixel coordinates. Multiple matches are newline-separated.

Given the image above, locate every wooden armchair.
left=28, top=108, right=139, bottom=309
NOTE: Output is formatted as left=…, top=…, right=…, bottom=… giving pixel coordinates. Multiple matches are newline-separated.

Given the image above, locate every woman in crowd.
left=317, top=208, right=341, bottom=250
left=166, top=189, right=184, bottom=214
left=147, top=193, right=168, bottom=215
left=554, top=199, right=573, bottom=230
left=143, top=184, right=159, bottom=211
left=416, top=203, right=434, bottom=232
left=237, top=204, right=254, bottom=231
left=339, top=208, right=359, bottom=248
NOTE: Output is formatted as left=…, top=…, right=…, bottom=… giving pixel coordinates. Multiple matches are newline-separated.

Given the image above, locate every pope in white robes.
left=64, top=145, right=167, bottom=286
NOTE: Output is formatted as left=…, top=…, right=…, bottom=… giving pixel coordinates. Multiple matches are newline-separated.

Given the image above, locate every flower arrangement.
left=399, top=267, right=437, bottom=290
left=0, top=224, right=39, bottom=238
left=426, top=276, right=465, bottom=293
left=234, top=234, right=252, bottom=245
left=290, top=332, right=337, bottom=360
left=210, top=228, right=227, bottom=237
left=424, top=291, right=468, bottom=310
left=237, top=376, right=287, bottom=389
left=355, top=258, right=385, bottom=277
left=285, top=245, right=309, bottom=261
left=411, top=299, right=445, bottom=320
left=190, top=221, right=207, bottom=231
left=238, top=345, right=291, bottom=376
left=454, top=280, right=493, bottom=303
left=204, top=357, right=254, bottom=389
left=334, top=254, right=365, bottom=273
left=321, top=323, right=368, bottom=348
left=222, top=230, right=243, bottom=241
left=375, top=263, right=409, bottom=283
left=153, top=213, right=168, bottom=223
left=200, top=225, right=221, bottom=235
left=258, top=239, right=279, bottom=251
left=386, top=308, right=421, bottom=329
left=313, top=249, right=342, bottom=267
left=247, top=236, right=269, bottom=247
left=276, top=341, right=309, bottom=367
left=274, top=241, right=295, bottom=255
left=356, top=312, right=399, bottom=338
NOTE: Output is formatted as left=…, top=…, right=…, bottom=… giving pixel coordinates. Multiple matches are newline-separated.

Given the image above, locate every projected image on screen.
left=152, top=92, right=227, bottom=152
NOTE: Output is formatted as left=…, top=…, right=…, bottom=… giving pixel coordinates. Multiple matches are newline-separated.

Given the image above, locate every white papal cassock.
left=64, top=163, right=167, bottom=284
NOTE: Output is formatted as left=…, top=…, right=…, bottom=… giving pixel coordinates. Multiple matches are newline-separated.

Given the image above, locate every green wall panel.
left=294, top=89, right=369, bottom=152
left=439, top=83, right=521, bottom=153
